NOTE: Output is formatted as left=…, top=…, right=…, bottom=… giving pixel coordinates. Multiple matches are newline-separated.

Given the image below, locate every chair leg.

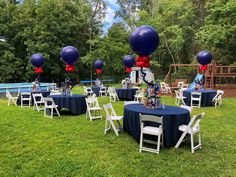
left=139, top=132, right=143, bottom=152
left=50, top=108, right=53, bottom=118
left=110, top=120, right=119, bottom=136
left=198, top=131, right=201, bottom=149
left=55, top=108, right=60, bottom=117
left=157, top=134, right=161, bottom=153
left=104, top=119, right=108, bottom=134
left=8, top=99, right=10, bottom=106
left=175, top=131, right=188, bottom=148
left=190, top=133, right=194, bottom=153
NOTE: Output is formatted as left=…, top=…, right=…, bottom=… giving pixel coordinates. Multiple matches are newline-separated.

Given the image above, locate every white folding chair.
left=109, top=90, right=119, bottom=102
left=212, top=90, right=224, bottom=108
left=139, top=114, right=164, bottom=154
left=32, top=93, right=45, bottom=111
left=164, top=83, right=172, bottom=94
left=85, top=97, right=102, bottom=121
left=177, top=82, right=184, bottom=89
left=134, top=89, right=144, bottom=102
left=103, top=103, right=123, bottom=136
left=99, top=86, right=107, bottom=96
left=124, top=101, right=139, bottom=105
left=180, top=105, right=192, bottom=114
left=44, top=97, right=60, bottom=118
left=84, top=86, right=93, bottom=96
left=21, top=92, right=31, bottom=107
left=6, top=90, right=18, bottom=106
left=175, top=112, right=205, bottom=153
left=191, top=92, right=201, bottom=108
left=174, top=90, right=186, bottom=105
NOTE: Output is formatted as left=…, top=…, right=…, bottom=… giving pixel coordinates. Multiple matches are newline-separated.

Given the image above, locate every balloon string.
left=140, top=67, right=154, bottom=87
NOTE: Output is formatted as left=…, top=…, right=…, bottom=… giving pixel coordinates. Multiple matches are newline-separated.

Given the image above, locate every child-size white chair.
left=212, top=90, right=224, bottom=108
left=174, top=90, right=186, bottom=105
left=85, top=97, right=102, bottom=121
left=175, top=112, right=205, bottom=153
left=21, top=92, right=32, bottom=107
left=134, top=89, right=144, bottom=102
left=108, top=89, right=119, bottom=102
left=6, top=90, right=18, bottom=106
left=191, top=92, right=201, bottom=108
left=44, top=97, right=60, bottom=118
left=32, top=93, right=45, bottom=111
left=83, top=86, right=93, bottom=96
left=103, top=103, right=123, bottom=136
left=139, top=114, right=164, bottom=154
left=99, top=86, right=107, bottom=96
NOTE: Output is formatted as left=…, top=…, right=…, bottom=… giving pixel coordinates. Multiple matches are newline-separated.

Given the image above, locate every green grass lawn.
left=0, top=86, right=236, bottom=177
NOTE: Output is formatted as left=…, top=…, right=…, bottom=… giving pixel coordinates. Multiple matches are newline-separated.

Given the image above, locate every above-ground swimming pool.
left=0, top=82, right=57, bottom=93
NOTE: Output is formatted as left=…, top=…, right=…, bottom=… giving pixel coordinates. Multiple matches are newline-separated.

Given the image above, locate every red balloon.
left=96, top=69, right=102, bottom=74
left=125, top=67, right=132, bottom=73
left=65, top=64, right=75, bottom=72
left=200, top=65, right=208, bottom=71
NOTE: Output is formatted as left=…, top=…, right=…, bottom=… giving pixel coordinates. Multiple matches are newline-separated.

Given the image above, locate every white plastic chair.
left=21, top=92, right=31, bottom=107
left=175, top=112, right=205, bottom=153
left=139, top=114, right=164, bottom=154
left=44, top=97, right=60, bottom=118
left=32, top=93, right=45, bottom=111
left=99, top=86, right=107, bottom=96
left=191, top=92, right=201, bottom=108
left=174, top=90, right=186, bottom=105
left=124, top=101, right=139, bottom=105
left=212, top=90, right=224, bottom=108
left=84, top=86, right=93, bottom=96
left=85, top=97, right=102, bottom=121
left=180, top=105, right=192, bottom=114
left=109, top=89, right=119, bottom=102
left=103, top=103, right=123, bottom=136
left=6, top=90, right=18, bottom=106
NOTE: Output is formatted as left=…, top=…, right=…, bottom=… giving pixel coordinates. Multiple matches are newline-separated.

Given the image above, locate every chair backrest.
left=86, top=97, right=100, bottom=108
left=191, top=92, right=201, bottom=98
left=100, top=87, right=106, bottom=92
left=32, top=93, right=44, bottom=102
left=174, top=90, right=180, bottom=97
left=180, top=105, right=192, bottom=113
left=139, top=114, right=163, bottom=128
left=6, top=90, right=12, bottom=99
left=124, top=101, right=139, bottom=105
left=103, top=103, right=117, bottom=118
left=187, top=112, right=205, bottom=131
left=44, top=97, right=56, bottom=107
left=21, top=92, right=31, bottom=99
left=212, top=90, right=224, bottom=101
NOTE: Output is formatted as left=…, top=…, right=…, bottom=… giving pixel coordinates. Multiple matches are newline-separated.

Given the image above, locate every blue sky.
left=103, top=0, right=121, bottom=33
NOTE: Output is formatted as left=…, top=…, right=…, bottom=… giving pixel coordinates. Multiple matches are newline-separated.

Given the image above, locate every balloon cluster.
left=94, top=59, right=104, bottom=75
left=123, top=55, right=135, bottom=73
left=130, top=25, right=159, bottom=68
left=60, top=46, right=80, bottom=72
left=30, top=54, right=45, bottom=74
left=196, top=51, right=213, bottom=71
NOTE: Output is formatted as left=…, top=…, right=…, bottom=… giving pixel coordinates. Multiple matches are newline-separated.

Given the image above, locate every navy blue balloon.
left=94, top=59, right=104, bottom=69
left=60, top=46, right=79, bottom=65
left=197, top=51, right=213, bottom=65
left=30, top=53, right=45, bottom=67
left=123, top=55, right=135, bottom=67
left=130, top=25, right=159, bottom=56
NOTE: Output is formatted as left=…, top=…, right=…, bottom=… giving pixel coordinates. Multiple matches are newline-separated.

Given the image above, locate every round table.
left=115, top=88, right=138, bottom=100
left=183, top=89, right=217, bottom=107
left=91, top=86, right=101, bottom=96
left=123, top=104, right=190, bottom=147
left=51, top=94, right=86, bottom=115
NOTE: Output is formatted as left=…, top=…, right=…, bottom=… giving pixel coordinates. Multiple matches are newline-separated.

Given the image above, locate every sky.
left=103, top=0, right=121, bottom=33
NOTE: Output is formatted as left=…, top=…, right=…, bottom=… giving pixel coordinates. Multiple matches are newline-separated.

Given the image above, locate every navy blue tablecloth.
left=123, top=104, right=190, bottom=147
left=17, top=91, right=51, bottom=105
left=50, top=94, right=86, bottom=115
left=92, top=86, right=100, bottom=96
left=115, top=88, right=137, bottom=100
left=183, top=89, right=217, bottom=107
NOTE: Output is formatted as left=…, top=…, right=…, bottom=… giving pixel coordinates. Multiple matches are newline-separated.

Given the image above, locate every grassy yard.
left=0, top=86, right=236, bottom=177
